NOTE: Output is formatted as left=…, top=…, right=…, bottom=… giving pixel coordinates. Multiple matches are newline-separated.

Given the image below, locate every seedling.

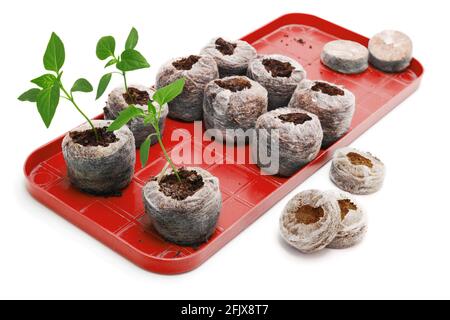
left=108, top=78, right=185, bottom=181
left=18, top=33, right=98, bottom=139
left=95, top=27, right=150, bottom=101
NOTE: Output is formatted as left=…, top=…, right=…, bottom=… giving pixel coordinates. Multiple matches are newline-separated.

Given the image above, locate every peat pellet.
left=254, top=107, right=323, bottom=177
left=142, top=167, right=222, bottom=246
left=200, top=37, right=257, bottom=78
left=288, top=80, right=355, bottom=148
left=369, top=30, right=413, bottom=73
left=156, top=55, right=219, bottom=122
left=203, top=76, right=268, bottom=144
left=321, top=40, right=369, bottom=74
left=330, top=148, right=385, bottom=195
left=247, top=54, right=307, bottom=110
left=326, top=191, right=368, bottom=249
left=280, top=190, right=340, bottom=254
left=62, top=120, right=136, bottom=195
left=104, top=85, right=168, bottom=147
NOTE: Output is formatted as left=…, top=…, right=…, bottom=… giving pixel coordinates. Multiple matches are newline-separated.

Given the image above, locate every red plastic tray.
left=24, top=13, right=423, bottom=274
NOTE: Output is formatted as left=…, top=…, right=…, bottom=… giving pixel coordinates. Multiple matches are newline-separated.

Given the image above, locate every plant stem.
left=122, top=71, right=128, bottom=92
left=155, top=128, right=181, bottom=182
left=59, top=80, right=99, bottom=142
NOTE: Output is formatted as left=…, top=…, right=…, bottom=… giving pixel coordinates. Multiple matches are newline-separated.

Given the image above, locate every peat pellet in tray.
left=203, top=76, right=268, bottom=144
left=247, top=54, right=307, bottom=110
left=142, top=167, right=222, bottom=246
left=156, top=55, right=219, bottom=122
left=104, top=85, right=168, bottom=147
left=62, top=120, right=136, bottom=195
left=288, top=80, right=355, bottom=148
left=326, top=191, right=368, bottom=249
left=330, top=148, right=385, bottom=195
left=321, top=40, right=369, bottom=74
left=200, top=37, right=257, bottom=78
left=280, top=190, right=340, bottom=254
left=254, top=107, right=323, bottom=177
left=369, top=30, right=413, bottom=73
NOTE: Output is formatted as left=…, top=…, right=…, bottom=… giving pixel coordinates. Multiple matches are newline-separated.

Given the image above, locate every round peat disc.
left=321, top=40, right=369, bottom=74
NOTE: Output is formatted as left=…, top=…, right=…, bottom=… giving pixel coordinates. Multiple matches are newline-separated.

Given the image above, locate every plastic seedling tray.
left=24, top=13, right=423, bottom=274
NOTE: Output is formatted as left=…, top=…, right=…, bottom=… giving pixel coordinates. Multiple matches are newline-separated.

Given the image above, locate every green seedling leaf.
left=18, top=88, right=41, bottom=102
left=116, top=49, right=150, bottom=72
left=147, top=101, right=157, bottom=119
left=96, top=73, right=112, bottom=100
left=125, top=27, right=138, bottom=50
left=140, top=136, right=151, bottom=167
left=107, top=105, right=145, bottom=132
left=43, top=33, right=65, bottom=73
left=104, top=58, right=117, bottom=68
left=153, top=78, right=185, bottom=106
left=36, top=83, right=60, bottom=128
left=71, top=78, right=93, bottom=93
left=96, top=36, right=116, bottom=60
left=31, top=74, right=57, bottom=88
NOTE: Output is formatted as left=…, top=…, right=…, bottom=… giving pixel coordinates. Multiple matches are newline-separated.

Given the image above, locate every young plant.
left=108, top=78, right=185, bottom=181
left=95, top=27, right=150, bottom=100
left=18, top=33, right=98, bottom=139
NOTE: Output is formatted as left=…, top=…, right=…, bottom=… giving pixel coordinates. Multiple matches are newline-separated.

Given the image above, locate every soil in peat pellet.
left=311, top=82, right=345, bottom=96
left=215, top=78, right=252, bottom=92
left=70, top=127, right=118, bottom=147
left=278, top=113, right=312, bottom=125
left=159, top=168, right=205, bottom=201
left=346, top=152, right=373, bottom=168
left=123, top=87, right=150, bottom=105
left=215, top=38, right=237, bottom=55
left=262, top=58, right=295, bottom=78
left=338, top=199, right=358, bottom=220
left=173, top=55, right=201, bottom=70
left=295, top=205, right=325, bottom=225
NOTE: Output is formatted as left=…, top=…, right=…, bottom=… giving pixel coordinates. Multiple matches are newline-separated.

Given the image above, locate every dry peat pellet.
left=321, top=40, right=369, bottom=74
left=330, top=148, right=385, bottom=195
left=288, top=80, right=355, bottom=148
left=247, top=54, right=307, bottom=110
left=280, top=190, right=340, bottom=254
left=104, top=85, right=168, bottom=147
left=369, top=30, right=413, bottom=73
left=200, top=37, right=257, bottom=78
left=203, top=76, right=268, bottom=144
left=156, top=55, right=219, bottom=122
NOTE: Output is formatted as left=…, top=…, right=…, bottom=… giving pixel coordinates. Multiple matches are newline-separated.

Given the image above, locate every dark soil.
left=70, top=127, right=118, bottom=147
left=278, top=113, right=312, bottom=125
left=347, top=152, right=373, bottom=168
left=215, top=38, right=236, bottom=55
left=294, top=38, right=306, bottom=45
left=295, top=205, right=324, bottom=225
left=311, top=82, right=345, bottom=96
left=262, top=58, right=294, bottom=78
left=215, top=78, right=251, bottom=92
left=338, top=199, right=358, bottom=220
left=159, top=168, right=205, bottom=201
left=172, top=55, right=201, bottom=70
left=123, top=87, right=150, bottom=105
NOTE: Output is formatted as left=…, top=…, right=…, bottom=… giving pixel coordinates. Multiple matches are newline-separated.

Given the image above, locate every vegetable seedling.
left=95, top=27, right=150, bottom=101
left=108, top=78, right=185, bottom=181
left=18, top=33, right=98, bottom=140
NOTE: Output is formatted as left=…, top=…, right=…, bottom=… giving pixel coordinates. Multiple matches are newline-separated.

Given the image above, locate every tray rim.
left=23, top=12, right=424, bottom=274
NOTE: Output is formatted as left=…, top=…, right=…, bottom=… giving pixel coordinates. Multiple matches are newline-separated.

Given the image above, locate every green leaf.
left=116, top=49, right=150, bottom=72
left=71, top=78, right=93, bottom=93
left=36, top=83, right=60, bottom=128
left=140, top=136, right=151, bottom=167
left=147, top=101, right=157, bottom=119
left=31, top=74, right=57, bottom=88
left=153, top=78, right=185, bottom=106
left=125, top=27, right=138, bottom=50
left=107, top=105, right=145, bottom=132
left=104, top=58, right=117, bottom=68
left=96, top=36, right=116, bottom=60
left=43, top=32, right=65, bottom=72
left=96, top=73, right=112, bottom=100
left=18, top=88, right=41, bottom=102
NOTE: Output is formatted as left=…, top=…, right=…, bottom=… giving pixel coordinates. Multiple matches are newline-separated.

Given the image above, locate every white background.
left=1, top=0, right=449, bottom=300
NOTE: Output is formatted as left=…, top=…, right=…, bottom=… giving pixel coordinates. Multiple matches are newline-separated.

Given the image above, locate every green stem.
left=156, top=129, right=181, bottom=182
left=59, top=80, right=99, bottom=142
left=122, top=71, right=128, bottom=92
